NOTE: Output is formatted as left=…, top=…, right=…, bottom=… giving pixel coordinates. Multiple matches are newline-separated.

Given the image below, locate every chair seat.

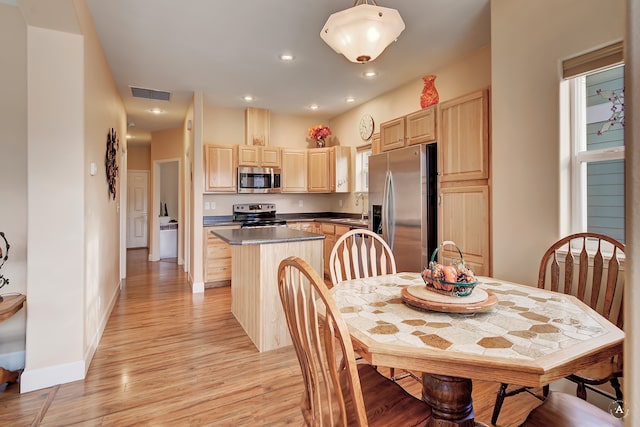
left=567, top=358, right=620, bottom=384
left=520, top=392, right=623, bottom=427
left=351, top=364, right=431, bottom=427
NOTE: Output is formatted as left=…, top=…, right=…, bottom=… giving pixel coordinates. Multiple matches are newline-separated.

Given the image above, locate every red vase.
left=420, top=74, right=439, bottom=109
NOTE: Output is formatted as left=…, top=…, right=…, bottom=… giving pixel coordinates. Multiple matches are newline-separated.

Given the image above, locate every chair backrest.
left=278, top=256, right=369, bottom=426
left=538, top=232, right=625, bottom=328
left=329, top=229, right=397, bottom=287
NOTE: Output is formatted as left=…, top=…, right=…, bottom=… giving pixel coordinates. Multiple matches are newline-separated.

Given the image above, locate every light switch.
left=211, top=202, right=216, bottom=210
left=298, top=200, right=303, bottom=207
left=89, top=162, right=97, bottom=176
left=204, top=202, right=210, bottom=210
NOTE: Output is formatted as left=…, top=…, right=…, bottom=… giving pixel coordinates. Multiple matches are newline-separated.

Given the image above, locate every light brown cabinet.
left=439, top=90, right=489, bottom=182
left=380, top=105, right=437, bottom=152
left=204, top=144, right=237, bottom=193
left=438, top=185, right=490, bottom=276
left=318, top=222, right=350, bottom=280
left=203, top=225, right=239, bottom=286
left=281, top=148, right=308, bottom=192
left=245, top=107, right=270, bottom=147
left=438, top=88, right=491, bottom=276
left=307, top=146, right=350, bottom=193
left=238, top=145, right=281, bottom=167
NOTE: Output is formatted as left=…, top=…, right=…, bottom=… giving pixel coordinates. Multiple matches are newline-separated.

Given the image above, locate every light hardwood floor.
left=0, top=249, right=541, bottom=426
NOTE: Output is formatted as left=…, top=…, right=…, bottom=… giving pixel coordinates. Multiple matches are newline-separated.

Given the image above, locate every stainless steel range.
left=233, top=203, right=287, bottom=228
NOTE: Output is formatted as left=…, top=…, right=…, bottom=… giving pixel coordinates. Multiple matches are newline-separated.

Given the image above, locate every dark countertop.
left=211, top=227, right=326, bottom=245
left=204, top=213, right=368, bottom=228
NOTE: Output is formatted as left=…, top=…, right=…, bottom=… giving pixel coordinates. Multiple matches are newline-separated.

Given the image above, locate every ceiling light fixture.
left=149, top=108, right=165, bottom=114
left=309, top=104, right=319, bottom=110
left=320, top=0, right=405, bottom=63
left=345, top=96, right=355, bottom=103
left=280, top=53, right=294, bottom=61
left=362, top=71, right=378, bottom=78
left=243, top=95, right=254, bottom=102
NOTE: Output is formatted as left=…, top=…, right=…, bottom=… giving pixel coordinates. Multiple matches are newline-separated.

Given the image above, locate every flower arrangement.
left=308, top=125, right=332, bottom=147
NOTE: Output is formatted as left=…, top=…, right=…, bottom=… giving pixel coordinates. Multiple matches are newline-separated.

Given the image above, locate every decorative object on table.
left=105, top=128, right=119, bottom=200
left=422, top=240, right=476, bottom=297
left=401, top=285, right=497, bottom=313
left=0, top=232, right=10, bottom=302
left=308, top=124, right=332, bottom=148
left=320, top=0, right=405, bottom=63
left=420, top=74, right=439, bottom=108
left=359, top=114, right=374, bottom=141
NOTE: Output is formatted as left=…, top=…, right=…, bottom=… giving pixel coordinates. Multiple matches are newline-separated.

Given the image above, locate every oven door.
left=238, top=167, right=275, bottom=193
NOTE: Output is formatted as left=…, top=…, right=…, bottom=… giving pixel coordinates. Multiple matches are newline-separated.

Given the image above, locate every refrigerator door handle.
left=382, top=170, right=395, bottom=250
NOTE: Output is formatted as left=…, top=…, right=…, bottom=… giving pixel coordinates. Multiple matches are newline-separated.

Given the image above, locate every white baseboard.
left=20, top=360, right=85, bottom=393
left=192, top=281, right=204, bottom=293
left=148, top=253, right=159, bottom=262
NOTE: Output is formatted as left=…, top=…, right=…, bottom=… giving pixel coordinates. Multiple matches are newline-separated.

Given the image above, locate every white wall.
left=491, top=0, right=625, bottom=285
left=160, top=162, right=179, bottom=220
left=0, top=3, right=27, bottom=369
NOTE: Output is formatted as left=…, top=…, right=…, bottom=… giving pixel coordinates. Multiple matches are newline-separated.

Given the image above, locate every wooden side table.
left=0, top=294, right=26, bottom=385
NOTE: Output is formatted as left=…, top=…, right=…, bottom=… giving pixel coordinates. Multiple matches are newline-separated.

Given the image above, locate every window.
left=568, top=64, right=625, bottom=243
left=355, top=145, right=372, bottom=193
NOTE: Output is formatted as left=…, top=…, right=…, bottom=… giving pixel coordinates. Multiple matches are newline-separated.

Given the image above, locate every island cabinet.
left=379, top=105, right=437, bottom=152
left=281, top=148, right=308, bottom=192
left=237, top=145, right=281, bottom=168
left=438, top=88, right=491, bottom=276
left=203, top=225, right=239, bottom=286
left=307, top=146, right=350, bottom=193
left=204, top=143, right=237, bottom=193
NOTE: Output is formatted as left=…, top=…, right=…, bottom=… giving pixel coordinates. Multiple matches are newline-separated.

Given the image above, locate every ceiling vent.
left=130, top=86, right=171, bottom=101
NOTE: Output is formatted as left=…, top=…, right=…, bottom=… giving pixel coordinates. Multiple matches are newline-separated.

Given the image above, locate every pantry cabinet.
left=204, top=144, right=237, bottom=193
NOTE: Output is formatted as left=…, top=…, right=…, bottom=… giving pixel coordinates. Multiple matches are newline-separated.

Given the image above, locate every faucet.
left=355, top=193, right=367, bottom=221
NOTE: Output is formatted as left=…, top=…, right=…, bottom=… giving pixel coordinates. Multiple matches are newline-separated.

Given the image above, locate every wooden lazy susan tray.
left=401, top=285, right=498, bottom=313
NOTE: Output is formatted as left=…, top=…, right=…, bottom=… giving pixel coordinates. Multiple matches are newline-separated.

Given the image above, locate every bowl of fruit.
left=422, top=241, right=477, bottom=297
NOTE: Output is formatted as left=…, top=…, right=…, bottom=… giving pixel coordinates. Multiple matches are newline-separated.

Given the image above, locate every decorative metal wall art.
left=105, top=128, right=119, bottom=200
left=0, top=231, right=10, bottom=301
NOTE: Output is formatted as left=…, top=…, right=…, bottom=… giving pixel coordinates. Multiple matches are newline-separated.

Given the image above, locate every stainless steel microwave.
left=237, top=167, right=281, bottom=193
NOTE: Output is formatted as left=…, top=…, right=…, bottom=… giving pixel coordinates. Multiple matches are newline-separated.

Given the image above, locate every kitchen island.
left=211, top=227, right=324, bottom=352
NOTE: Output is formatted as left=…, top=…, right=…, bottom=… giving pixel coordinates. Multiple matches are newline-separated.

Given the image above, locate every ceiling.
left=84, top=0, right=491, bottom=144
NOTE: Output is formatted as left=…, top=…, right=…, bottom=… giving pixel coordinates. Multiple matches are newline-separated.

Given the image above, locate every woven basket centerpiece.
left=422, top=241, right=477, bottom=297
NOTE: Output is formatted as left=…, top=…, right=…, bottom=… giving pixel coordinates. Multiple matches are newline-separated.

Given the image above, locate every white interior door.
left=127, top=171, right=149, bottom=248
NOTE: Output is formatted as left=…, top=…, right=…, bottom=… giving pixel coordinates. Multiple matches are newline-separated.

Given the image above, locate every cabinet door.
left=282, top=148, right=308, bottom=192
left=438, top=185, right=490, bottom=276
left=440, top=89, right=489, bottom=182
left=245, top=107, right=270, bottom=146
left=261, top=146, right=281, bottom=167
left=407, top=106, right=437, bottom=145
left=204, top=144, right=237, bottom=193
left=332, top=146, right=350, bottom=193
left=320, top=222, right=336, bottom=280
left=380, top=117, right=406, bottom=152
left=238, top=145, right=260, bottom=166
left=308, top=148, right=330, bottom=193
left=371, top=133, right=381, bottom=155
left=204, top=225, right=239, bottom=284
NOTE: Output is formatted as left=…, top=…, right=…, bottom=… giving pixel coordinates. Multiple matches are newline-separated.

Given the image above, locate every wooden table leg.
left=0, top=367, right=20, bottom=385
left=422, top=374, right=475, bottom=427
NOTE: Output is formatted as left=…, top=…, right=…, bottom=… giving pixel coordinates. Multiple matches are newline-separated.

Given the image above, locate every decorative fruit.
left=442, top=266, right=457, bottom=283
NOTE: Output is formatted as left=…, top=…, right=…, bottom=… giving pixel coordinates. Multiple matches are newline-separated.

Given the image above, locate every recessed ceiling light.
left=362, top=71, right=378, bottom=78
left=280, top=53, right=294, bottom=61
left=345, top=96, right=355, bottom=103
left=308, top=104, right=319, bottom=110
left=149, top=108, right=165, bottom=114
left=243, top=95, right=254, bottom=102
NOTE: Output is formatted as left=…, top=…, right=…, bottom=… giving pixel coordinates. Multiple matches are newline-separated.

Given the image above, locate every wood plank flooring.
left=0, top=248, right=541, bottom=426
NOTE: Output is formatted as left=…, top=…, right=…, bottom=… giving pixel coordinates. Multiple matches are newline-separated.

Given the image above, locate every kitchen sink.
left=328, top=218, right=369, bottom=225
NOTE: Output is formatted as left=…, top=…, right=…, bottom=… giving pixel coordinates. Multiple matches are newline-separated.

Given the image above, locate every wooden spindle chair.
left=491, top=233, right=625, bottom=426
left=277, top=256, right=431, bottom=426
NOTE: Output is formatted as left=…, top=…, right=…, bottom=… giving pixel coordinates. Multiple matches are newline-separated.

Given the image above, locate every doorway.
left=127, top=170, right=149, bottom=248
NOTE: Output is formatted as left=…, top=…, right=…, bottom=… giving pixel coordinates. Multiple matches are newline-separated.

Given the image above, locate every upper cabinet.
left=439, top=89, right=489, bottom=182
left=380, top=105, right=438, bottom=153
left=238, top=145, right=281, bottom=168
left=204, top=143, right=237, bottom=193
left=245, top=107, right=270, bottom=147
left=281, top=148, right=308, bottom=193
left=308, top=146, right=350, bottom=193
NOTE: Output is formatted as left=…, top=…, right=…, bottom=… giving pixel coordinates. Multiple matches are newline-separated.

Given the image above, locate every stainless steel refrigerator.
left=369, top=144, right=438, bottom=273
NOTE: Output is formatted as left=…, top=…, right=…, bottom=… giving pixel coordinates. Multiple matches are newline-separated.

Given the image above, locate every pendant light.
left=320, top=0, right=405, bottom=63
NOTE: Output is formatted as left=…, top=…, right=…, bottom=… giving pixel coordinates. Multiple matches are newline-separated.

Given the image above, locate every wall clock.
left=359, top=114, right=374, bottom=141
left=105, top=128, right=119, bottom=200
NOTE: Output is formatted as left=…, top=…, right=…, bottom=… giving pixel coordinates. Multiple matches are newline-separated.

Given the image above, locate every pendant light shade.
left=321, top=1, right=405, bottom=63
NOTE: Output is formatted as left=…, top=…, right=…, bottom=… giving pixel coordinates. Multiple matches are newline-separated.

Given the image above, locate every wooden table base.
left=422, top=374, right=475, bottom=427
